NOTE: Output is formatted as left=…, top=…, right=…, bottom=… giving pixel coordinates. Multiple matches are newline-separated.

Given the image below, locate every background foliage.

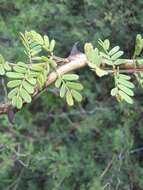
left=0, top=0, right=143, bottom=189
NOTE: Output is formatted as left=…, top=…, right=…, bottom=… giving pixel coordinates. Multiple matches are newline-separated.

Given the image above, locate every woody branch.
left=0, top=52, right=142, bottom=115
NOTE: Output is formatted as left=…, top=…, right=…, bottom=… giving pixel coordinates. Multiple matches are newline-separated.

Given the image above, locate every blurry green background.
left=0, top=0, right=143, bottom=189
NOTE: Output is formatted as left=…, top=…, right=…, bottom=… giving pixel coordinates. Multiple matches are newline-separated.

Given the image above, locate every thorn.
left=69, top=42, right=81, bottom=56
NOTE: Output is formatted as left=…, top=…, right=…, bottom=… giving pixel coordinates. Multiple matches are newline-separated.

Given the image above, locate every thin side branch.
left=0, top=52, right=142, bottom=115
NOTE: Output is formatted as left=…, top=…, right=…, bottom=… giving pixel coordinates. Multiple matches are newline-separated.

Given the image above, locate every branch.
left=0, top=52, right=142, bottom=115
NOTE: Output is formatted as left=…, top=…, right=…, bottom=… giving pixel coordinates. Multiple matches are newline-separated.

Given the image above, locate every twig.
left=100, top=156, right=115, bottom=179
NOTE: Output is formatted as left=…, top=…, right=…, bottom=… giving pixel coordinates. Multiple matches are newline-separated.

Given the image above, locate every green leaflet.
left=6, top=72, right=25, bottom=78
left=84, top=43, right=93, bottom=55
left=104, top=39, right=110, bottom=50
left=0, top=65, right=5, bottom=75
left=17, top=62, right=28, bottom=68
left=37, top=74, right=45, bottom=89
left=62, top=74, right=79, bottom=81
left=49, top=39, right=56, bottom=52
left=7, top=80, right=21, bottom=88
left=11, top=96, right=17, bottom=108
left=84, top=43, right=102, bottom=67
left=44, top=35, right=49, bottom=49
left=3, top=62, right=11, bottom=71
left=23, top=81, right=35, bottom=94
left=32, top=57, right=42, bottom=61
left=55, top=78, right=62, bottom=88
left=117, top=78, right=135, bottom=88
left=12, top=96, right=23, bottom=109
left=66, top=91, right=74, bottom=106
left=0, top=55, right=11, bottom=75
left=109, top=46, right=120, bottom=56
left=48, top=59, right=57, bottom=68
left=118, top=90, right=134, bottom=104
left=16, top=96, right=23, bottom=109
left=30, top=46, right=41, bottom=57
left=66, top=82, right=83, bottom=91
left=87, top=48, right=98, bottom=66
left=135, top=72, right=143, bottom=88
left=111, top=51, right=124, bottom=61
left=29, top=71, right=39, bottom=77
left=137, top=59, right=143, bottom=65
left=36, top=67, right=49, bottom=90
left=26, top=78, right=37, bottom=85
left=31, top=64, right=44, bottom=72
left=8, top=88, right=18, bottom=99
left=100, top=52, right=110, bottom=60
left=111, top=87, right=118, bottom=96
left=71, top=89, right=82, bottom=102
left=20, top=88, right=32, bottom=103
left=60, top=84, right=66, bottom=98
left=13, top=65, right=27, bottom=73
left=117, top=74, right=131, bottom=80
left=118, top=84, right=134, bottom=96
left=134, top=34, right=143, bottom=57
left=0, top=54, right=5, bottom=65
left=94, top=67, right=108, bottom=77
